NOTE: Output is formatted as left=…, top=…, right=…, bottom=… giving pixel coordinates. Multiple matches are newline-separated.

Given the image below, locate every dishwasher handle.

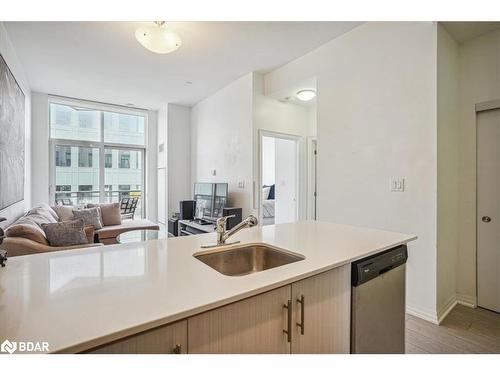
left=378, top=265, right=394, bottom=275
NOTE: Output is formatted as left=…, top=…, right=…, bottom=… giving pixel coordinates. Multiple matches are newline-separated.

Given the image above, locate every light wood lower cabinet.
left=188, top=285, right=291, bottom=353
left=291, top=264, right=351, bottom=353
left=87, top=320, right=187, bottom=354
left=85, top=266, right=351, bottom=354
left=188, top=266, right=351, bottom=354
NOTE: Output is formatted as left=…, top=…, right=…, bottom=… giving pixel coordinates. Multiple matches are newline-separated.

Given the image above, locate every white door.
left=275, top=138, right=298, bottom=224
left=477, top=108, right=500, bottom=313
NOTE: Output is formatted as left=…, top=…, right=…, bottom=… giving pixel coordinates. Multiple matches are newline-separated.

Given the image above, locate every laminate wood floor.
left=406, top=304, right=500, bottom=354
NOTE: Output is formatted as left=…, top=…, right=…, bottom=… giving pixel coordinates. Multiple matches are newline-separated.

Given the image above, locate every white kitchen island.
left=0, top=221, right=416, bottom=354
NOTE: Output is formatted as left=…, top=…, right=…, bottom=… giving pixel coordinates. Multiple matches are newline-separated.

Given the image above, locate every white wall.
left=457, top=28, right=500, bottom=305
left=167, top=103, right=191, bottom=217
left=261, top=136, right=275, bottom=186
left=30, top=92, right=49, bottom=206
left=157, top=105, right=167, bottom=224
left=191, top=73, right=254, bottom=217
left=253, top=73, right=316, bottom=221
left=265, top=22, right=438, bottom=321
left=146, top=110, right=158, bottom=222
left=436, top=24, right=460, bottom=317
left=0, top=23, right=31, bottom=226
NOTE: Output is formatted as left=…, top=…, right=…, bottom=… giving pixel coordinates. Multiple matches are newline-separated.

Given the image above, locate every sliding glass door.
left=49, top=99, right=147, bottom=218
left=103, top=147, right=144, bottom=217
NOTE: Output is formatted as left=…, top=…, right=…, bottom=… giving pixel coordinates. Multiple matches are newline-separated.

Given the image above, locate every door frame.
left=258, top=129, right=301, bottom=225
left=306, top=137, right=317, bottom=220
left=475, top=100, right=500, bottom=307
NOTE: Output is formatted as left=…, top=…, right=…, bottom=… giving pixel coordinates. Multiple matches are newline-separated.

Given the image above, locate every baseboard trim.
left=407, top=295, right=478, bottom=326
left=406, top=305, right=439, bottom=324
left=437, top=294, right=458, bottom=324
left=456, top=294, right=477, bottom=308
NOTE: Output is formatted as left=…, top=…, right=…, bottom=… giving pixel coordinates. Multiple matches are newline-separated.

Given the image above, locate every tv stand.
left=178, top=219, right=216, bottom=236
left=175, top=208, right=242, bottom=237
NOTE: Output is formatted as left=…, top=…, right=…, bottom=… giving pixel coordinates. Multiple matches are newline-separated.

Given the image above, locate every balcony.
left=54, top=190, right=143, bottom=219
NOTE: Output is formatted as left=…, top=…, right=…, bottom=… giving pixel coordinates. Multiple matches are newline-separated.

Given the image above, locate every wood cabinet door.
left=188, top=286, right=292, bottom=353
left=291, top=265, right=351, bottom=353
left=87, top=320, right=187, bottom=354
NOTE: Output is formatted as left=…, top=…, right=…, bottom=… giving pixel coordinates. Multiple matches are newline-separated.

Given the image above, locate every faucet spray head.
left=246, top=215, right=258, bottom=226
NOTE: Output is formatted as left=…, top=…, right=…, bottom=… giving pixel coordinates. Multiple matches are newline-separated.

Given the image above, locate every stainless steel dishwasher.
left=351, top=245, right=408, bottom=354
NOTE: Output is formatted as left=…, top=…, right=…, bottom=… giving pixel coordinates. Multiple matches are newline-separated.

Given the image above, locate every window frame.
left=48, top=97, right=148, bottom=218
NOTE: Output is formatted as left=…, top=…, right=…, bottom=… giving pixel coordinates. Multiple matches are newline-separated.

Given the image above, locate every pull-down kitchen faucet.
left=201, top=215, right=258, bottom=248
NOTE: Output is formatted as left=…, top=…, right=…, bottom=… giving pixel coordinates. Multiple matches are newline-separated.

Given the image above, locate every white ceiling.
left=268, top=77, right=317, bottom=108
left=441, top=22, right=500, bottom=43
left=4, top=22, right=361, bottom=110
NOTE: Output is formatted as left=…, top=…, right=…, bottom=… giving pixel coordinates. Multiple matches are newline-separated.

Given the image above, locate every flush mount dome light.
left=296, top=89, right=316, bottom=101
left=135, top=21, right=182, bottom=54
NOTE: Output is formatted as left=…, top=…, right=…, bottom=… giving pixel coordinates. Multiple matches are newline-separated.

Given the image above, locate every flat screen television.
left=193, top=183, right=228, bottom=220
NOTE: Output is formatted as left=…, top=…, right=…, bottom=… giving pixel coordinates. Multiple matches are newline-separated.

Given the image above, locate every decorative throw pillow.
left=5, top=216, right=49, bottom=244
left=4, top=204, right=59, bottom=245
left=72, top=207, right=103, bottom=229
left=37, top=202, right=59, bottom=221
left=52, top=205, right=75, bottom=222
left=268, top=184, right=275, bottom=200
left=84, top=226, right=95, bottom=244
left=86, top=203, right=122, bottom=226
left=262, top=186, right=271, bottom=201
left=26, top=204, right=58, bottom=225
left=41, top=219, right=88, bottom=247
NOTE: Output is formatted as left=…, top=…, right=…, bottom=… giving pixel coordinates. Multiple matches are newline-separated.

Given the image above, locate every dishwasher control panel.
left=351, top=245, right=408, bottom=286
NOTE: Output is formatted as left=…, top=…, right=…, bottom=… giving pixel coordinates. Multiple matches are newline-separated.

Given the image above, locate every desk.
left=178, top=219, right=215, bottom=236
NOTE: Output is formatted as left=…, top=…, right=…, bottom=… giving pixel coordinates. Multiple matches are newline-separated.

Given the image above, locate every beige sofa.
left=0, top=203, right=159, bottom=257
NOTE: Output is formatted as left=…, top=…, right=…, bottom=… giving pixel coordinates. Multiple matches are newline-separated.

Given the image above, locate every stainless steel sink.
left=193, top=243, right=305, bottom=276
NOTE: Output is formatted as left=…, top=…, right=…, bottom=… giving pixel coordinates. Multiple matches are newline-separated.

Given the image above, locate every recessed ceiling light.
left=135, top=21, right=182, bottom=54
left=296, top=89, right=316, bottom=101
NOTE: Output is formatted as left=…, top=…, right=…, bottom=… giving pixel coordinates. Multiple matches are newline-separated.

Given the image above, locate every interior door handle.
left=482, top=216, right=492, bottom=223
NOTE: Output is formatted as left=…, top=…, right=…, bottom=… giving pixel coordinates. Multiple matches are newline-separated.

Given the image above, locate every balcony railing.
left=55, top=190, right=143, bottom=218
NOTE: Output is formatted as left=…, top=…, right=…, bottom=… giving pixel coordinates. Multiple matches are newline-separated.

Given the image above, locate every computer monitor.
left=193, top=183, right=228, bottom=219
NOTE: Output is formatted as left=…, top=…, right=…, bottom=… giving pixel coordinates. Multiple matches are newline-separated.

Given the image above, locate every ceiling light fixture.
left=296, top=89, right=316, bottom=101
left=135, top=21, right=182, bottom=54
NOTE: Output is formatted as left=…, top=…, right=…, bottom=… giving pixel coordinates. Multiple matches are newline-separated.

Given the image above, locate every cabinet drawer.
left=87, top=320, right=187, bottom=354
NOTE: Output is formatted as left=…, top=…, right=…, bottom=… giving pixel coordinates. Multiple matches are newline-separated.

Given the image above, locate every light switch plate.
left=391, top=177, right=405, bottom=192
left=211, top=169, right=216, bottom=176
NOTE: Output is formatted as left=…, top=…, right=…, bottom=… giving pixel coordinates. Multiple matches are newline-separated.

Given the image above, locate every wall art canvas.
left=0, top=53, right=25, bottom=210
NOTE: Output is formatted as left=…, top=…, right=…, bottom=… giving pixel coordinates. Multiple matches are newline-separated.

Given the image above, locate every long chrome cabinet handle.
left=283, top=299, right=292, bottom=343
left=296, top=295, right=305, bottom=335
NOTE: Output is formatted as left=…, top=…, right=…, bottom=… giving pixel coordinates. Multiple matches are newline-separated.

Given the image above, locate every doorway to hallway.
left=259, top=131, right=300, bottom=226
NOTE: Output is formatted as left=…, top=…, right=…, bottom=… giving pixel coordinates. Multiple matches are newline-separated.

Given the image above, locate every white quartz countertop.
left=0, top=221, right=416, bottom=353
